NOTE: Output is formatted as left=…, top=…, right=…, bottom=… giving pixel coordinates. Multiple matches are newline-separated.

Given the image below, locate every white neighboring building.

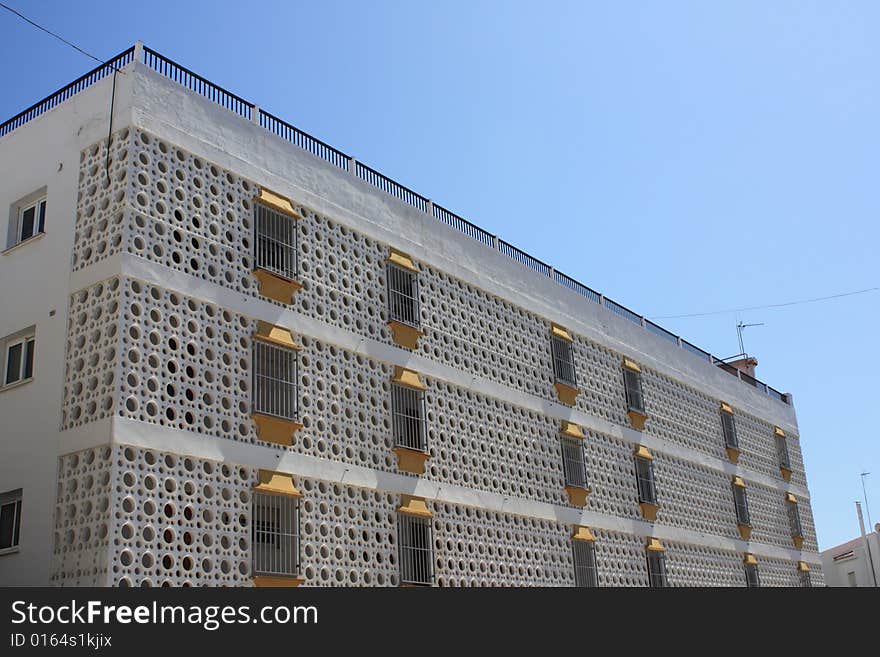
left=0, top=43, right=822, bottom=587
left=820, top=527, right=880, bottom=587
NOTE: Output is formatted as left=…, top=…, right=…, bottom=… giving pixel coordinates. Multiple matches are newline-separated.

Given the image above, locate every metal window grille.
left=391, top=383, right=427, bottom=452
left=251, top=492, right=299, bottom=577
left=254, top=202, right=298, bottom=281
left=572, top=540, right=598, bottom=588
left=386, top=263, right=420, bottom=328
left=744, top=563, right=760, bottom=588
left=721, top=411, right=738, bottom=450
left=623, top=368, right=645, bottom=414
left=561, top=437, right=588, bottom=490
left=646, top=549, right=668, bottom=588
left=787, top=501, right=803, bottom=538
left=252, top=341, right=298, bottom=421
left=777, top=435, right=791, bottom=470
left=635, top=456, right=657, bottom=505
left=397, top=514, right=433, bottom=586
left=733, top=485, right=751, bottom=526
left=798, top=569, right=812, bottom=588
left=551, top=336, right=577, bottom=387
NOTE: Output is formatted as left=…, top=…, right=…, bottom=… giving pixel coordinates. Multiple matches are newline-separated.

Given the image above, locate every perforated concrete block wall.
left=432, top=503, right=574, bottom=586
left=61, top=277, right=123, bottom=430
left=425, top=383, right=566, bottom=505
left=761, top=557, right=824, bottom=587
left=664, top=540, right=748, bottom=587
left=84, top=128, right=803, bottom=483
left=51, top=443, right=816, bottom=587
left=641, top=367, right=728, bottom=462
left=747, top=481, right=818, bottom=553
left=51, top=445, right=401, bottom=587
left=71, top=129, right=132, bottom=272
left=104, top=275, right=803, bottom=543
left=570, top=335, right=631, bottom=427
left=651, top=452, right=740, bottom=539
left=419, top=268, right=556, bottom=401
left=581, top=429, right=643, bottom=522
left=51, top=446, right=116, bottom=587
left=56, top=128, right=822, bottom=586
left=736, top=411, right=808, bottom=489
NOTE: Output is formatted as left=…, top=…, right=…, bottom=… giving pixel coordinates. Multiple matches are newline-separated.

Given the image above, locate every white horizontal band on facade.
left=104, top=416, right=819, bottom=566
left=129, top=68, right=798, bottom=433
left=69, top=251, right=811, bottom=501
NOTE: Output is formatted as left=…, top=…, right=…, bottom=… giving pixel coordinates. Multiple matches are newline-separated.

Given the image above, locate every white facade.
left=820, top=529, right=880, bottom=587
left=0, top=45, right=821, bottom=586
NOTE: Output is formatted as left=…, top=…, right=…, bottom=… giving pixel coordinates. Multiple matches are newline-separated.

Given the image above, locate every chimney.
left=725, top=356, right=758, bottom=378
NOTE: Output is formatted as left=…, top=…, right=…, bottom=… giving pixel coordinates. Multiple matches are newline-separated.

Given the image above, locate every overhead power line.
left=0, top=2, right=105, bottom=64
left=651, top=286, right=879, bottom=320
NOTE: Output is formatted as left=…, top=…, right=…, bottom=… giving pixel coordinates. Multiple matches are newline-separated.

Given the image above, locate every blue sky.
left=1, top=1, right=877, bottom=550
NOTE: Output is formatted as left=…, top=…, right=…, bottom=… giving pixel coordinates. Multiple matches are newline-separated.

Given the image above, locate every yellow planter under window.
left=565, top=485, right=591, bottom=508
left=627, top=409, right=648, bottom=431
left=252, top=576, right=305, bottom=588
left=252, top=413, right=303, bottom=446
left=387, top=319, right=424, bottom=350
left=554, top=381, right=579, bottom=406
left=253, top=268, right=302, bottom=305
left=639, top=501, right=660, bottom=522
left=393, top=447, right=430, bottom=475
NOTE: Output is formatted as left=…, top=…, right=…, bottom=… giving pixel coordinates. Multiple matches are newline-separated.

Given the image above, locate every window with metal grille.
left=646, top=549, right=668, bottom=588
left=635, top=456, right=657, bottom=505
left=733, top=484, right=751, bottom=526
left=251, top=492, right=299, bottom=577
left=798, top=569, right=812, bottom=588
left=391, top=383, right=426, bottom=452
left=0, top=489, right=22, bottom=552
left=254, top=202, right=298, bottom=281
left=252, top=341, right=298, bottom=421
left=777, top=435, right=791, bottom=470
left=387, top=263, right=420, bottom=328
left=561, top=436, right=588, bottom=490
left=397, top=514, right=433, bottom=586
left=744, top=563, right=760, bottom=588
left=787, top=500, right=803, bottom=538
left=721, top=411, right=738, bottom=450
left=623, top=368, right=645, bottom=414
left=572, top=539, right=598, bottom=587
left=551, top=336, right=577, bottom=387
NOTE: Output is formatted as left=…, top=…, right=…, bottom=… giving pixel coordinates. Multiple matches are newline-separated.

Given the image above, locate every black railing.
left=0, top=47, right=135, bottom=138
left=498, top=239, right=552, bottom=277
left=143, top=47, right=252, bottom=119
left=554, top=270, right=602, bottom=304
left=0, top=43, right=792, bottom=405
left=260, top=110, right=350, bottom=172
left=603, top=297, right=642, bottom=326
left=355, top=161, right=429, bottom=213
left=645, top=319, right=679, bottom=345
left=432, top=204, right=495, bottom=247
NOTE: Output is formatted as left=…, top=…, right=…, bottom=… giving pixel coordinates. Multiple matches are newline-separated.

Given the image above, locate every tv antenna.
left=736, top=321, right=764, bottom=357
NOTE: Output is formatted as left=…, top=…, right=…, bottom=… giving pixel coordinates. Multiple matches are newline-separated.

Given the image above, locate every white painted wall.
left=821, top=531, right=880, bottom=587
left=0, top=67, right=134, bottom=585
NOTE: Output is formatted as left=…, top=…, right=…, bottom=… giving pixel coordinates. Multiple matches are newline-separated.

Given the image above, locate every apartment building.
left=0, top=43, right=821, bottom=586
